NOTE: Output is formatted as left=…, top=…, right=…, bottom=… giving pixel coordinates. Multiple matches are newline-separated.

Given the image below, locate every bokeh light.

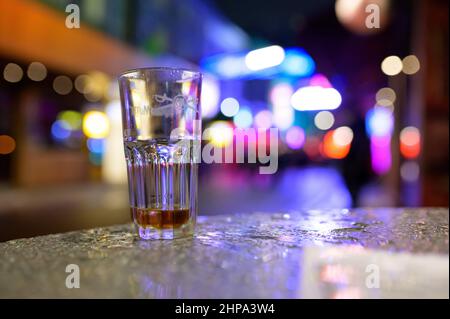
left=400, top=161, right=420, bottom=182
left=82, top=111, right=110, bottom=139
left=285, top=126, right=305, bottom=150
left=270, top=82, right=293, bottom=107
left=374, top=103, right=394, bottom=114
left=74, top=75, right=91, bottom=94
left=400, top=126, right=421, bottom=158
left=314, top=111, right=335, bottom=130
left=84, top=92, right=102, bottom=102
left=57, top=111, right=82, bottom=130
left=273, top=104, right=294, bottom=130
left=107, top=81, right=120, bottom=101
left=83, top=71, right=110, bottom=102
left=53, top=75, right=73, bottom=95
left=270, top=82, right=295, bottom=130
left=371, top=135, right=392, bottom=174
left=335, top=0, right=391, bottom=34
left=3, top=63, right=23, bottom=83
left=309, top=74, right=332, bottom=88
left=220, top=97, right=240, bottom=117
left=89, top=152, right=103, bottom=166
left=402, top=55, right=420, bottom=75
left=51, top=120, right=71, bottom=140
left=375, top=87, right=396, bottom=106
left=27, top=62, right=47, bottom=81
left=105, top=100, right=122, bottom=122
left=366, top=107, right=394, bottom=136
left=322, top=130, right=351, bottom=159
left=0, top=135, right=16, bottom=154
left=254, top=110, right=273, bottom=129
left=245, top=45, right=285, bottom=71
left=333, top=126, right=354, bottom=146
left=291, top=86, right=342, bottom=111
left=233, top=107, right=253, bottom=128
left=201, top=74, right=220, bottom=118
left=207, top=121, right=234, bottom=147
left=280, top=48, right=315, bottom=77
left=214, top=55, right=248, bottom=79
left=87, top=138, right=104, bottom=154
left=381, top=55, right=403, bottom=76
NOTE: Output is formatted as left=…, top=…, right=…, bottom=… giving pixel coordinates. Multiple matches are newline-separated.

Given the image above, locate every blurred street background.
left=0, top=0, right=448, bottom=241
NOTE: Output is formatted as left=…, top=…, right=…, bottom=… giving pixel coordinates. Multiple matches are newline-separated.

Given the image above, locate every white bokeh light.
left=381, top=56, right=403, bottom=76
left=245, top=45, right=285, bottom=71
left=233, top=108, right=253, bottom=128
left=3, top=63, right=23, bottom=83
left=402, top=55, right=420, bottom=75
left=314, top=111, right=335, bottom=130
left=333, top=126, right=354, bottom=146
left=200, top=74, right=220, bottom=119
left=291, top=86, right=342, bottom=111
left=220, top=97, right=240, bottom=117
left=27, top=62, right=47, bottom=81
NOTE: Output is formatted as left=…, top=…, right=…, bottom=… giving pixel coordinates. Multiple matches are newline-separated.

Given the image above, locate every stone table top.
left=0, top=208, right=448, bottom=298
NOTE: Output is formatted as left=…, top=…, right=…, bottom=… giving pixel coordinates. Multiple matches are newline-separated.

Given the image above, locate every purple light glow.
left=254, top=110, right=273, bottom=129
left=285, top=126, right=306, bottom=149
left=269, top=83, right=293, bottom=107
left=370, top=135, right=392, bottom=174
left=309, top=74, right=332, bottom=88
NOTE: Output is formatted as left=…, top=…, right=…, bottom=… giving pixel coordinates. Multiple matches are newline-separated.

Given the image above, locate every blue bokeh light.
left=87, top=138, right=104, bottom=154
left=51, top=120, right=71, bottom=141
left=366, top=107, right=394, bottom=137
left=201, top=47, right=315, bottom=80
left=89, top=152, right=102, bottom=166
left=233, top=107, right=253, bottom=128
left=280, top=48, right=315, bottom=77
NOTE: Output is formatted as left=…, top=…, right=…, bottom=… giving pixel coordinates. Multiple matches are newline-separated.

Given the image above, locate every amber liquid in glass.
left=131, top=207, right=190, bottom=229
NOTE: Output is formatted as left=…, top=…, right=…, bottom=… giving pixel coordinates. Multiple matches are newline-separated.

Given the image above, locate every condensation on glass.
left=118, top=67, right=202, bottom=239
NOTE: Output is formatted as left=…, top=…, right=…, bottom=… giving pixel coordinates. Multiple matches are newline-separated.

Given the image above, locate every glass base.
left=135, top=224, right=194, bottom=240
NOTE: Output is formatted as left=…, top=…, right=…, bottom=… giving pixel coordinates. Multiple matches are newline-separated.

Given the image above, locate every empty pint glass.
left=118, top=68, right=201, bottom=239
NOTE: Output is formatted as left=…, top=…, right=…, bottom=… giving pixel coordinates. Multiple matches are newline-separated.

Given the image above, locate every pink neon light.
left=370, top=135, right=392, bottom=174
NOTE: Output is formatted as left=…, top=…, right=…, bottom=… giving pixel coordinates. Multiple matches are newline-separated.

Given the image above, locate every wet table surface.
left=0, top=208, right=448, bottom=298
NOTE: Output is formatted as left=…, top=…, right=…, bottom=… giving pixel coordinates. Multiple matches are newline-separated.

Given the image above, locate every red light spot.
left=400, top=127, right=421, bottom=159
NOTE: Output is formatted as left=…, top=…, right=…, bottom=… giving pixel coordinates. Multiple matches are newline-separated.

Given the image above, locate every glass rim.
left=119, top=67, right=202, bottom=80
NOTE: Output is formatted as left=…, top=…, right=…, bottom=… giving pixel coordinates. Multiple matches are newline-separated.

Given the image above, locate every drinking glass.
left=118, top=67, right=202, bottom=239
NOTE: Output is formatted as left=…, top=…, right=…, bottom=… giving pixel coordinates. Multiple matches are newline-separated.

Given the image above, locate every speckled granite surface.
left=0, top=208, right=448, bottom=298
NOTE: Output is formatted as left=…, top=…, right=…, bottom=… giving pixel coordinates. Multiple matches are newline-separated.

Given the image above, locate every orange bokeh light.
left=322, top=130, right=351, bottom=159
left=0, top=135, right=16, bottom=154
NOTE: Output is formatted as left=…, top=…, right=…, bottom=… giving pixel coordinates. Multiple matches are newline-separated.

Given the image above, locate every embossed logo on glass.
left=150, top=94, right=198, bottom=117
